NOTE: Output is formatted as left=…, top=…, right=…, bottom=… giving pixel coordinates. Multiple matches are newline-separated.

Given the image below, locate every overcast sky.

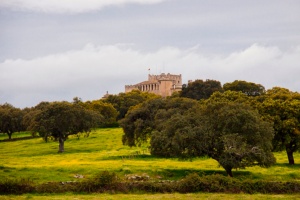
left=1, top=0, right=300, bottom=108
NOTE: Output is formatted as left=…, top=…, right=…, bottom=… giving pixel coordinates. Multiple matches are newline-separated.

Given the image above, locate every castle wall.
left=125, top=73, right=182, bottom=97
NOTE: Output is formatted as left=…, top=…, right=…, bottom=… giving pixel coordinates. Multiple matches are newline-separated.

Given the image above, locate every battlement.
left=148, top=73, right=182, bottom=81
left=125, top=73, right=182, bottom=97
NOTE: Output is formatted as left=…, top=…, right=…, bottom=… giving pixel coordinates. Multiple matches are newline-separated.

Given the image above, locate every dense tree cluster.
left=1, top=79, right=300, bottom=169
left=120, top=96, right=276, bottom=176
left=0, top=99, right=118, bottom=152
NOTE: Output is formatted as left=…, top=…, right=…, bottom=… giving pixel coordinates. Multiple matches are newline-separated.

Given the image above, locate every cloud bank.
left=1, top=43, right=299, bottom=108
left=0, top=0, right=167, bottom=13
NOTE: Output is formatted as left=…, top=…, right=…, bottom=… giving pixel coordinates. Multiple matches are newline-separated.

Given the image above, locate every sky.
left=1, top=0, right=300, bottom=108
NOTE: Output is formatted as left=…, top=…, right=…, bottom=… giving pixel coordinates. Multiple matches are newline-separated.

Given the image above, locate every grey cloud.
left=1, top=0, right=300, bottom=107
left=0, top=44, right=299, bottom=108
left=0, top=0, right=167, bottom=13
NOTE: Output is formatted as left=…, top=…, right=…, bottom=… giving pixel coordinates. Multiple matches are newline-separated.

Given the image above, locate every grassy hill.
left=1, top=128, right=299, bottom=184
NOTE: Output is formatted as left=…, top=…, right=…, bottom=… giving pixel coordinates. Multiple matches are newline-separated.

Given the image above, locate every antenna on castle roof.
left=148, top=68, right=150, bottom=75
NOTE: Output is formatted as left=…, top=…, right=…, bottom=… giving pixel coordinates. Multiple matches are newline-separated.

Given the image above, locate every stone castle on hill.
left=125, top=73, right=182, bottom=97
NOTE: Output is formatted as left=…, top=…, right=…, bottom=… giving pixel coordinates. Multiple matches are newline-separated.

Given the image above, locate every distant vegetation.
left=1, top=79, right=300, bottom=194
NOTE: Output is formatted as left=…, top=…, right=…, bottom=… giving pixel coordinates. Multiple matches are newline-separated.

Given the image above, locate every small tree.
left=0, top=103, right=24, bottom=140
left=32, top=101, right=102, bottom=152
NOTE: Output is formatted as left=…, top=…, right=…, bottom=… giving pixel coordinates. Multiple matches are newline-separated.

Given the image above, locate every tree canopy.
left=0, top=103, right=24, bottom=139
left=150, top=102, right=276, bottom=177
left=223, top=80, right=265, bottom=96
left=120, top=97, right=198, bottom=147
left=103, top=90, right=160, bottom=120
left=180, top=79, right=223, bottom=100
left=83, top=100, right=118, bottom=127
left=258, top=87, right=300, bottom=164
left=30, top=101, right=102, bottom=152
left=120, top=94, right=276, bottom=177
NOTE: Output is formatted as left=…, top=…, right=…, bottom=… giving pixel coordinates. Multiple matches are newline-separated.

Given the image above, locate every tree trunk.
left=7, top=132, right=12, bottom=140
left=286, top=148, right=295, bottom=165
left=225, top=167, right=233, bottom=177
left=58, top=136, right=65, bottom=153
left=44, top=133, right=48, bottom=143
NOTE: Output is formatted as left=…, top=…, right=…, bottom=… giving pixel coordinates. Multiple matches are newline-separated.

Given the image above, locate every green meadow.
left=1, top=128, right=300, bottom=199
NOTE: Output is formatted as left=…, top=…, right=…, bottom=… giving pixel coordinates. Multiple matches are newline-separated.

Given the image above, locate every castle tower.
left=125, top=73, right=182, bottom=97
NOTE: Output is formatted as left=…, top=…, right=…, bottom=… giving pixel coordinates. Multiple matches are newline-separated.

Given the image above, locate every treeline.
left=1, top=80, right=300, bottom=175
left=120, top=80, right=300, bottom=176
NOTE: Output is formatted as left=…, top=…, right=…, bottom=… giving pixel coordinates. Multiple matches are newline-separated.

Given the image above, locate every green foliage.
left=83, top=100, right=118, bottom=127
left=120, top=97, right=198, bottom=147
left=206, top=90, right=250, bottom=104
left=0, top=103, right=24, bottom=139
left=103, top=90, right=160, bottom=120
left=120, top=91, right=276, bottom=177
left=120, top=98, right=166, bottom=147
left=180, top=79, right=223, bottom=100
left=91, top=171, right=119, bottom=187
left=0, top=178, right=34, bottom=194
left=31, top=101, right=102, bottom=152
left=150, top=102, right=276, bottom=176
left=223, top=80, right=265, bottom=96
left=258, top=87, right=300, bottom=164
left=3, top=172, right=300, bottom=195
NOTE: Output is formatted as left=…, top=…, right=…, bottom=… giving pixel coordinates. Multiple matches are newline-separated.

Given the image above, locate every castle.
left=125, top=73, right=182, bottom=97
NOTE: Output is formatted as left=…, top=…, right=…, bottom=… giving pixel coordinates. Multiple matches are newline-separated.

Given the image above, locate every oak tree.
left=258, top=87, right=300, bottom=164
left=151, top=102, right=276, bottom=177
left=31, top=101, right=102, bottom=152
left=223, top=80, right=265, bottom=96
left=0, top=103, right=24, bottom=140
left=180, top=79, right=223, bottom=100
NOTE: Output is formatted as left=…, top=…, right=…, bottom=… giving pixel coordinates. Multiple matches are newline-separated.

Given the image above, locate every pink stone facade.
left=125, top=73, right=182, bottom=97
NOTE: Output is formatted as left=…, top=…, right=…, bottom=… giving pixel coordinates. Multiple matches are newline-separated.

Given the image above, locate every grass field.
left=1, top=128, right=300, bottom=183
left=1, top=128, right=300, bottom=199
left=0, top=131, right=35, bottom=140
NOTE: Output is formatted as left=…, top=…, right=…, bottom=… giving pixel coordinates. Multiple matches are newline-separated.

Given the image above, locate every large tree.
left=258, top=87, right=300, bottom=164
left=120, top=97, right=198, bottom=147
left=223, top=80, right=265, bottom=96
left=151, top=102, right=276, bottom=177
left=0, top=104, right=24, bottom=140
left=31, top=101, right=102, bottom=152
left=180, top=79, right=223, bottom=100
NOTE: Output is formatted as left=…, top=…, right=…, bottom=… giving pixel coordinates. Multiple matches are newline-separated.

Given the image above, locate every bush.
left=176, top=173, right=240, bottom=193
left=0, top=178, right=34, bottom=194
left=1, top=173, right=300, bottom=194
left=80, top=171, right=126, bottom=193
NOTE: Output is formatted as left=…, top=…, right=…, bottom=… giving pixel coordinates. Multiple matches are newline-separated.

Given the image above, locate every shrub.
left=0, top=178, right=34, bottom=194
left=80, top=171, right=125, bottom=193
left=2, top=173, right=300, bottom=194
